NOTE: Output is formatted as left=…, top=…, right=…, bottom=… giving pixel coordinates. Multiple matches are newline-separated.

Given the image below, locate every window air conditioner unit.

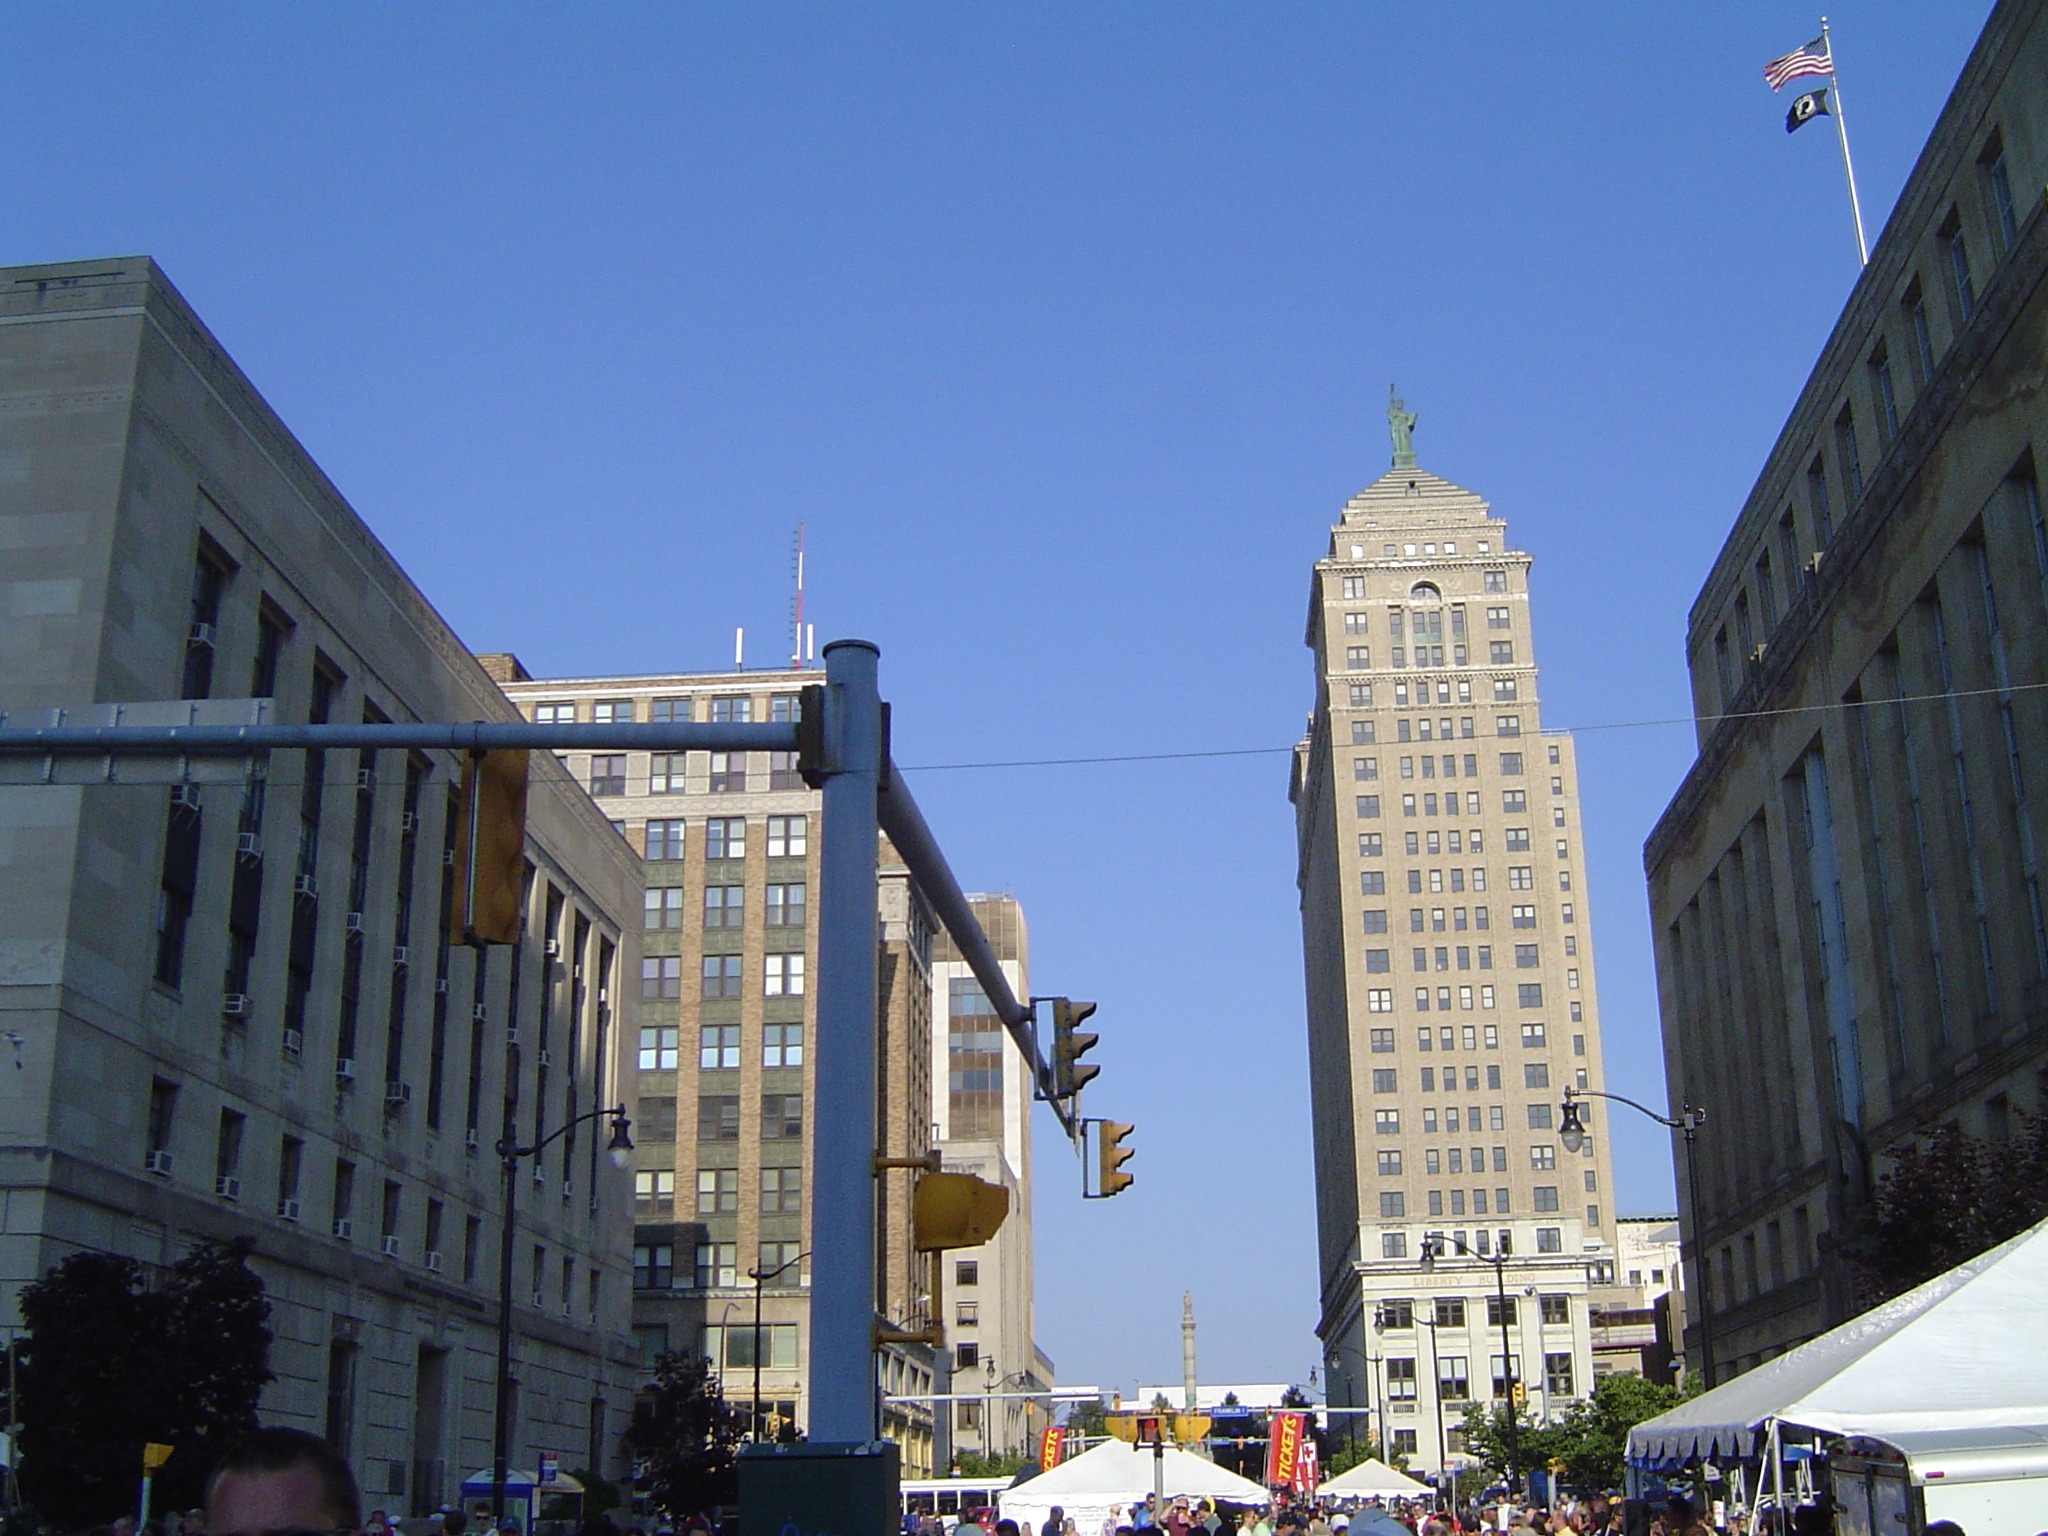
left=1749, top=644, right=1769, bottom=665
left=334, top=1057, right=357, bottom=1081
left=332, top=1218, right=353, bottom=1241
left=384, top=1082, right=412, bottom=1107
left=345, top=912, right=368, bottom=935
left=1806, top=550, right=1826, bottom=574
left=424, top=1250, right=444, bottom=1274
left=294, top=874, right=318, bottom=899
left=392, top=946, right=411, bottom=968
left=435, top=977, right=449, bottom=995
left=215, top=1175, right=241, bottom=1201
left=188, top=622, right=217, bottom=648
left=170, top=784, right=203, bottom=809
left=464, top=1128, right=481, bottom=1150
left=282, top=1028, right=303, bottom=1056
left=381, top=1235, right=402, bottom=1258
left=562, top=1181, right=575, bottom=1201
left=236, top=832, right=263, bottom=859
left=472, top=1004, right=489, bottom=1023
left=356, top=768, right=375, bottom=791
left=537, top=1049, right=552, bottom=1067
left=222, top=993, right=252, bottom=1017
left=544, top=939, right=561, bottom=958
left=145, top=1149, right=174, bottom=1177
left=443, top=848, right=456, bottom=868
left=400, top=811, right=420, bottom=835
left=277, top=1198, right=301, bottom=1222
left=531, top=1166, right=545, bottom=1186
left=532, top=1290, right=546, bottom=1309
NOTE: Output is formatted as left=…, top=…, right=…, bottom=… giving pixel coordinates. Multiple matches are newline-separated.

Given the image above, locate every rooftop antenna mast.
left=790, top=522, right=812, bottom=669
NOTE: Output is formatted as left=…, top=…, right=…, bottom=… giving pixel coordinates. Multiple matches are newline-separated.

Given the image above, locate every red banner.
left=1040, top=1425, right=1067, bottom=1472
left=1294, top=1431, right=1319, bottom=1494
left=1265, top=1411, right=1307, bottom=1488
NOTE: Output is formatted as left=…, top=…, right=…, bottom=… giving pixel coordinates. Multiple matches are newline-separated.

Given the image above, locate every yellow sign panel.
left=1105, top=1414, right=1139, bottom=1443
left=143, top=1443, right=174, bottom=1470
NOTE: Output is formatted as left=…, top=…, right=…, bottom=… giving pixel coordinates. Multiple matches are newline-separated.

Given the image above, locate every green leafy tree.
left=624, top=1353, right=748, bottom=1519
left=1847, top=1112, right=2048, bottom=1304
left=2, top=1238, right=273, bottom=1527
left=1457, top=1401, right=1566, bottom=1487
left=950, top=1450, right=1034, bottom=1479
left=1549, top=1373, right=1698, bottom=1491
left=1323, top=1432, right=1401, bottom=1476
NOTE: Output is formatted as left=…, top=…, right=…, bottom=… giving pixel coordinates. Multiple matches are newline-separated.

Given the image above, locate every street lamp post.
left=1417, top=1316, right=1448, bottom=1508
left=492, top=1105, right=634, bottom=1527
left=1560, top=1086, right=1714, bottom=1387
left=1422, top=1233, right=1520, bottom=1496
left=746, top=1250, right=810, bottom=1441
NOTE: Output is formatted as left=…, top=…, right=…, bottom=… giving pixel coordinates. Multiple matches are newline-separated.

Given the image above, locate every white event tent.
left=999, top=1440, right=1271, bottom=1530
left=1315, top=1458, right=1433, bottom=1499
left=1626, top=1214, right=2048, bottom=1473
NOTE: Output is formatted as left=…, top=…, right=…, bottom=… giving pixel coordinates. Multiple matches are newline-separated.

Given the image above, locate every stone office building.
left=1645, top=0, right=2048, bottom=1378
left=487, top=663, right=945, bottom=1475
left=1292, top=427, right=1619, bottom=1470
left=0, top=257, right=642, bottom=1505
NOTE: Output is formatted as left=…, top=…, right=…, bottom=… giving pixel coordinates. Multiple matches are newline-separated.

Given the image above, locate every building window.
left=1363, top=909, right=1389, bottom=933
left=648, top=753, right=685, bottom=794
left=1546, top=1352, right=1575, bottom=1397
left=1369, top=1027, right=1396, bottom=1052
left=705, top=817, right=745, bottom=860
left=699, top=1025, right=740, bottom=1070
left=1366, top=949, right=1391, bottom=973
left=1533, top=1186, right=1560, bottom=1212
left=1483, top=571, right=1507, bottom=593
left=533, top=702, right=575, bottom=725
left=1374, top=1110, right=1400, bottom=1134
left=764, top=954, right=805, bottom=996
left=1517, top=983, right=1543, bottom=1007
left=1808, top=455, right=1834, bottom=545
left=1942, top=209, right=1974, bottom=323
left=710, top=697, right=752, bottom=724
left=1382, top=1232, right=1408, bottom=1258
left=763, top=1023, right=804, bottom=1068
left=1378, top=1150, right=1403, bottom=1175
left=1531, top=1145, right=1556, bottom=1170
left=761, top=1165, right=802, bottom=1213
left=1903, top=281, right=1935, bottom=384
left=641, top=958, right=681, bottom=1000
left=766, top=815, right=807, bottom=857
left=1437, top=1356, right=1470, bottom=1402
left=644, top=887, right=684, bottom=930
left=700, top=955, right=742, bottom=998
left=697, top=1096, right=740, bottom=1141
left=708, top=753, right=747, bottom=793
left=1528, top=1103, right=1553, bottom=1129
left=1386, top=1358, right=1417, bottom=1401
left=635, top=1097, right=677, bottom=1142
left=1367, top=989, right=1394, bottom=1011
left=1540, top=1294, right=1570, bottom=1325
left=644, top=819, right=685, bottom=861
left=589, top=756, right=626, bottom=797
left=592, top=699, right=634, bottom=724
left=694, top=1242, right=738, bottom=1289
left=1392, top=1429, right=1418, bottom=1456
left=1358, top=795, right=1382, bottom=818
left=762, top=1094, right=803, bottom=1140
left=1373, top=1069, right=1399, bottom=1093
left=1514, top=944, right=1540, bottom=969
left=634, top=1171, right=675, bottom=1216
left=633, top=1243, right=673, bottom=1290
left=650, top=697, right=690, bottom=724
left=703, top=886, right=745, bottom=929
left=694, top=1169, right=736, bottom=1215
left=1379, top=1191, right=1406, bottom=1218
left=1869, top=345, right=1899, bottom=445
left=1982, top=135, right=2017, bottom=250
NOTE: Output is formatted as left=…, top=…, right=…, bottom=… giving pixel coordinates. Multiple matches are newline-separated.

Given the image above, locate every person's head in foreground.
left=206, top=1427, right=362, bottom=1536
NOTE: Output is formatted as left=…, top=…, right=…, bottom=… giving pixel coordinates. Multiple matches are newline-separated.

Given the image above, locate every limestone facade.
left=1646, top=0, right=2048, bottom=1378
left=0, top=257, right=642, bottom=1508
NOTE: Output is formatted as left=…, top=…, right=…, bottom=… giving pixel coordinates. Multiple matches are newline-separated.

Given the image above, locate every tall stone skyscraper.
left=1291, top=404, right=1619, bottom=1473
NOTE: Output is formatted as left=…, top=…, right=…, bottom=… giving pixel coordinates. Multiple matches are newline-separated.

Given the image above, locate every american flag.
left=1764, top=35, right=1833, bottom=91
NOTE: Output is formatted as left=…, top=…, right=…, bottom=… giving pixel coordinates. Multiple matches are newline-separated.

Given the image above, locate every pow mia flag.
left=1787, top=88, right=1831, bottom=133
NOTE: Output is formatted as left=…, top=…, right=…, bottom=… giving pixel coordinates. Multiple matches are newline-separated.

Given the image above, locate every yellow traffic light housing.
left=1051, top=997, right=1101, bottom=1097
left=1095, top=1120, right=1135, bottom=1197
left=911, top=1172, right=1010, bottom=1250
left=1105, top=1414, right=1139, bottom=1443
left=1511, top=1381, right=1527, bottom=1407
left=450, top=747, right=529, bottom=945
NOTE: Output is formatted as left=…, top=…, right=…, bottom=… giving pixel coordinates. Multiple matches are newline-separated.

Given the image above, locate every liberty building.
left=0, top=257, right=642, bottom=1507
left=1292, top=410, right=1619, bottom=1471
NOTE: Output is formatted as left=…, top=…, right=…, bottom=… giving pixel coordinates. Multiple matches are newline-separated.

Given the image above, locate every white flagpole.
left=1822, top=17, right=1870, bottom=264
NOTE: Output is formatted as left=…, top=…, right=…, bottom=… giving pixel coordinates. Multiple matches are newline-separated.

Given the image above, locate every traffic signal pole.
left=807, top=639, right=884, bottom=1444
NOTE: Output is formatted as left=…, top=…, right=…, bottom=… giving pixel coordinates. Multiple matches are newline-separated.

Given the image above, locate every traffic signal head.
left=1052, top=998, right=1101, bottom=1097
left=1097, top=1119, right=1135, bottom=1197
left=1511, top=1382, right=1527, bottom=1407
left=912, top=1172, right=1011, bottom=1250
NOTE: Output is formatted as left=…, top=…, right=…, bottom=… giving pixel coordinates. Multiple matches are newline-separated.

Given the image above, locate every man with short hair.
left=205, top=1427, right=362, bottom=1535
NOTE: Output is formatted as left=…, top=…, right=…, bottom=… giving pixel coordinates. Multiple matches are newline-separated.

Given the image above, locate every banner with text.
left=1040, top=1426, right=1067, bottom=1472
left=1265, top=1411, right=1308, bottom=1488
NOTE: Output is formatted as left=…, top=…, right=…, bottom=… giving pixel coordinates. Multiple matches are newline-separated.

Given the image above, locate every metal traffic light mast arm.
left=1560, top=1084, right=1706, bottom=1136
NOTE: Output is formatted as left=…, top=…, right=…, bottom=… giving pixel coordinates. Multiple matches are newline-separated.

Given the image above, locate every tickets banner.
left=1265, top=1410, right=1307, bottom=1487
left=1040, top=1425, right=1067, bottom=1471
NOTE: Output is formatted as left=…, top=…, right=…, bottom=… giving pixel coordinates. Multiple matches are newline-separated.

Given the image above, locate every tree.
left=1457, top=1401, right=1566, bottom=1487
left=624, top=1353, right=749, bottom=1520
left=2, top=1238, right=273, bottom=1527
left=1323, top=1432, right=1401, bottom=1476
left=950, top=1450, right=1034, bottom=1479
left=1549, top=1373, right=1697, bottom=1491
left=1847, top=1111, right=2048, bottom=1305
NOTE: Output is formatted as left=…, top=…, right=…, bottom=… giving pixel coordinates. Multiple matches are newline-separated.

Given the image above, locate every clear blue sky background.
left=4, top=2, right=1992, bottom=1397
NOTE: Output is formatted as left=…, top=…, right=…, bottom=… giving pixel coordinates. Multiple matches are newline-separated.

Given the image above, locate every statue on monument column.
left=1388, top=385, right=1417, bottom=468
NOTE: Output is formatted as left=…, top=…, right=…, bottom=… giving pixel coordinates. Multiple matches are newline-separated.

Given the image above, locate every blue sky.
left=3, top=2, right=1991, bottom=1394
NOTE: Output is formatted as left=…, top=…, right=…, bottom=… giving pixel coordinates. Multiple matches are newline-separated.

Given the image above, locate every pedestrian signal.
left=911, top=1171, right=1010, bottom=1250
left=1096, top=1120, right=1135, bottom=1197
left=1050, top=998, right=1101, bottom=1097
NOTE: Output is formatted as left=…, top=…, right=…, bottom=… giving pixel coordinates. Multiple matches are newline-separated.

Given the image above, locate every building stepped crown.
left=1336, top=466, right=1492, bottom=525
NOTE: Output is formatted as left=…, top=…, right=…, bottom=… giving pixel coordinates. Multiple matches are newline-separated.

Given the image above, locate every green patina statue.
left=1388, top=385, right=1417, bottom=468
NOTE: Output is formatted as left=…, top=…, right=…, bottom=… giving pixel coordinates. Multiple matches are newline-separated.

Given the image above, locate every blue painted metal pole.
left=807, top=639, right=883, bottom=1443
